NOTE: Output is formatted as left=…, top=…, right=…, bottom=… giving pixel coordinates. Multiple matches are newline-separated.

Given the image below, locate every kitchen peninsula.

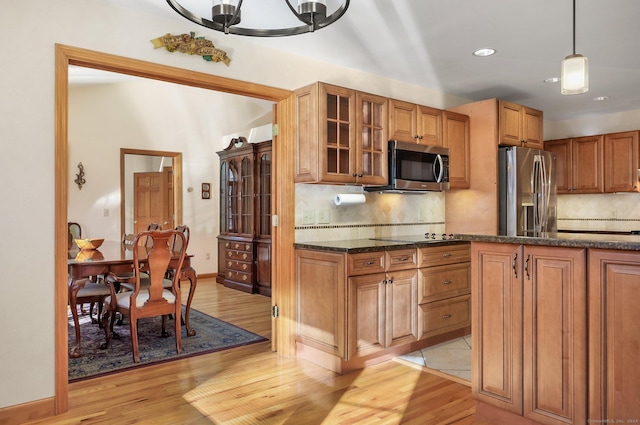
left=294, top=236, right=471, bottom=374
left=454, top=232, right=640, bottom=425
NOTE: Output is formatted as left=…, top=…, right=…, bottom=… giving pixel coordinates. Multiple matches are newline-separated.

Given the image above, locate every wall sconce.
left=74, top=162, right=86, bottom=190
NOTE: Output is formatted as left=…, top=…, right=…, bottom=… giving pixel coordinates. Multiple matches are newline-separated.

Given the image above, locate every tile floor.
left=398, top=334, right=472, bottom=381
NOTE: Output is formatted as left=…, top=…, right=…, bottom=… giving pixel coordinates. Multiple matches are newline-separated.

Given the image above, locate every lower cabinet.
left=588, top=249, right=640, bottom=422
left=471, top=242, right=587, bottom=425
left=295, top=243, right=471, bottom=373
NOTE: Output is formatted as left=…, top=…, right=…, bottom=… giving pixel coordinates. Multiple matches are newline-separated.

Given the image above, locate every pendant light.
left=561, top=0, right=589, bottom=95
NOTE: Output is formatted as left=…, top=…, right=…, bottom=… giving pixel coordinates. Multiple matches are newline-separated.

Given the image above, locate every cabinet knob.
left=442, top=253, right=452, bottom=257
left=442, top=314, right=452, bottom=319
left=242, top=264, right=247, bottom=270
left=442, top=280, right=453, bottom=285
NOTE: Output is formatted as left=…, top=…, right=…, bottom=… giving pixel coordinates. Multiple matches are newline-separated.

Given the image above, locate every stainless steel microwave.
left=365, top=140, right=450, bottom=192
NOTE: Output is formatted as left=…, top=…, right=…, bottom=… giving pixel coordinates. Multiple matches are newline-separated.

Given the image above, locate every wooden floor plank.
left=25, top=279, right=493, bottom=424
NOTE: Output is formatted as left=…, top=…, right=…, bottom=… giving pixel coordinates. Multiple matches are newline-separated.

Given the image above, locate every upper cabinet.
left=499, top=100, right=543, bottom=149
left=443, top=110, right=470, bottom=189
left=388, top=99, right=442, bottom=145
left=294, top=82, right=387, bottom=185
left=604, top=131, right=640, bottom=192
left=544, top=131, right=640, bottom=194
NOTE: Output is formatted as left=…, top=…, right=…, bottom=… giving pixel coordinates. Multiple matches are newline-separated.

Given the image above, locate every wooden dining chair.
left=68, top=278, right=112, bottom=358
left=101, top=229, right=187, bottom=362
left=68, top=222, right=82, bottom=249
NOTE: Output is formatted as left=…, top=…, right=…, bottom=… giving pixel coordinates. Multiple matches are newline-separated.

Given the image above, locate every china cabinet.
left=217, top=137, right=272, bottom=295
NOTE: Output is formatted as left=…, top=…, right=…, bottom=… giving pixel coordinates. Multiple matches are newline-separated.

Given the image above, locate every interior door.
left=133, top=171, right=168, bottom=234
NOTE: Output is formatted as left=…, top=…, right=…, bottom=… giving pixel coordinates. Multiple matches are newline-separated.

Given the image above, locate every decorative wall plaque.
left=151, top=32, right=231, bottom=65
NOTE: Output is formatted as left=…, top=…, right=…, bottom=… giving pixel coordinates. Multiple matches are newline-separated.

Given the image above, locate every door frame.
left=55, top=44, right=295, bottom=414
left=120, top=148, right=182, bottom=236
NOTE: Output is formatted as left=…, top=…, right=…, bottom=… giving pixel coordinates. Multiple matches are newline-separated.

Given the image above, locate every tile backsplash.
left=558, top=193, right=640, bottom=232
left=295, top=183, right=445, bottom=242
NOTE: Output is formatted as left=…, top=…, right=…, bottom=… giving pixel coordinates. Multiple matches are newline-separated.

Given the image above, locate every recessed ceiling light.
left=593, top=96, right=610, bottom=101
left=473, top=48, right=496, bottom=57
left=543, top=77, right=561, bottom=83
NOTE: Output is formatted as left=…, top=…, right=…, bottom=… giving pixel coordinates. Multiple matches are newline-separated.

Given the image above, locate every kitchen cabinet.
left=588, top=249, right=640, bottom=422
left=388, top=99, right=442, bottom=145
left=294, top=242, right=470, bottom=374
left=443, top=110, right=470, bottom=189
left=604, top=130, right=640, bottom=192
left=471, top=242, right=587, bottom=425
left=446, top=98, right=544, bottom=234
left=294, top=82, right=387, bottom=185
left=499, top=100, right=543, bottom=149
left=347, top=249, right=418, bottom=359
left=545, top=135, right=604, bottom=194
left=417, top=244, right=471, bottom=339
left=217, top=138, right=272, bottom=295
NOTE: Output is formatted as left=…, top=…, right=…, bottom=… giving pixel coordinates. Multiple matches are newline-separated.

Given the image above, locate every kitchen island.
left=453, top=232, right=640, bottom=425
left=293, top=237, right=471, bottom=374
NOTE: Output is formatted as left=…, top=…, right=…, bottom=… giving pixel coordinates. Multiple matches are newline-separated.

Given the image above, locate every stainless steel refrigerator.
left=498, top=146, right=557, bottom=236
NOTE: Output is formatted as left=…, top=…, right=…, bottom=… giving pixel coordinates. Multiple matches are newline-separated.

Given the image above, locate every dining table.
left=68, top=240, right=198, bottom=358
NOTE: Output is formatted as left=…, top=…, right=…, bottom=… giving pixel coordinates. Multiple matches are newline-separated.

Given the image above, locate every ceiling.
left=101, top=0, right=640, bottom=122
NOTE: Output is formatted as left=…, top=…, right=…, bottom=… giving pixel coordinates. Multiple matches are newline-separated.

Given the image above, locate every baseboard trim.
left=0, top=397, right=55, bottom=425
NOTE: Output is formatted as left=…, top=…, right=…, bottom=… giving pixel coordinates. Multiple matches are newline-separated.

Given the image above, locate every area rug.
left=68, top=306, right=267, bottom=382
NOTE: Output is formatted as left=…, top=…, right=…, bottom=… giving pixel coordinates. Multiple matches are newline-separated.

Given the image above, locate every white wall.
left=68, top=79, right=273, bottom=275
left=0, top=0, right=470, bottom=409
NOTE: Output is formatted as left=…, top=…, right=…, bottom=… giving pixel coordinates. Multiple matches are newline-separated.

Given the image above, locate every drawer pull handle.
left=364, top=261, right=375, bottom=266
left=442, top=314, right=452, bottom=319
left=242, top=264, right=247, bottom=270
left=398, top=257, right=409, bottom=261
left=442, top=253, right=452, bottom=257
left=442, top=280, right=452, bottom=285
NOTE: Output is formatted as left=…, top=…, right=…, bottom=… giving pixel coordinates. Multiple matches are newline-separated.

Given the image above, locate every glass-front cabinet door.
left=240, top=155, right=254, bottom=236
left=356, top=92, right=388, bottom=185
left=257, top=146, right=272, bottom=238
left=320, top=84, right=355, bottom=183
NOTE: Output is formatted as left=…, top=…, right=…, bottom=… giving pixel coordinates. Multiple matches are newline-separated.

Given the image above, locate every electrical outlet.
left=205, top=253, right=211, bottom=260
left=103, top=208, right=109, bottom=217
left=302, top=209, right=315, bottom=225
left=318, top=209, right=330, bottom=224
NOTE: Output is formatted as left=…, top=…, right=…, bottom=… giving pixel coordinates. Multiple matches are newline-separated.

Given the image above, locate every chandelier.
left=166, top=0, right=350, bottom=37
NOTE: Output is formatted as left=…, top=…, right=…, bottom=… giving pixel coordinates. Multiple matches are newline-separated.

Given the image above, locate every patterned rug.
left=68, top=306, right=267, bottom=382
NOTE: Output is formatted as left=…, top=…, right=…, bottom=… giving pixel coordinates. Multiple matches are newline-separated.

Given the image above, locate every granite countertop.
left=454, top=232, right=640, bottom=251
left=294, top=235, right=467, bottom=253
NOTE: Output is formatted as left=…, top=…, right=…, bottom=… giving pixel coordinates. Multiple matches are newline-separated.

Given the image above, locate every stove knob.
left=431, top=233, right=436, bottom=239
left=442, top=233, right=447, bottom=240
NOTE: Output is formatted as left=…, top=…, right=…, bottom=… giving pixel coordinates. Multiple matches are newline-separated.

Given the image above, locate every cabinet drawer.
left=385, top=248, right=418, bottom=271
left=418, top=244, right=470, bottom=267
left=419, top=295, right=470, bottom=339
left=226, top=269, right=252, bottom=284
left=226, top=259, right=252, bottom=272
left=224, top=241, right=253, bottom=252
left=348, top=251, right=385, bottom=276
left=419, top=262, right=470, bottom=304
left=227, top=250, right=253, bottom=261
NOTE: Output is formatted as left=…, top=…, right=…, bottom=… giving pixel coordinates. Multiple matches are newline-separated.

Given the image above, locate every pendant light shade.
left=561, top=54, right=589, bottom=95
left=561, top=0, right=589, bottom=95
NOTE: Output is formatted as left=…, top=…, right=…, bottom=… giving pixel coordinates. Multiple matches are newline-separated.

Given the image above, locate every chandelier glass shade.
left=166, top=0, right=350, bottom=37
left=561, top=0, right=589, bottom=95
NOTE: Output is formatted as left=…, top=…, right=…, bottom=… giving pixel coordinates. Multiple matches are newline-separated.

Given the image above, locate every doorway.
left=55, top=44, right=296, bottom=414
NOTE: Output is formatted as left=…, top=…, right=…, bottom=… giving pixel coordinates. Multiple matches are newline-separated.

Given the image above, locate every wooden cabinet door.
left=544, top=139, right=572, bottom=194
left=523, top=246, right=587, bottom=425
left=417, top=105, right=443, bottom=146
left=604, top=130, right=640, bottom=192
left=443, top=110, right=470, bottom=189
left=295, top=249, right=346, bottom=358
left=384, top=269, right=418, bottom=348
left=471, top=242, right=523, bottom=415
left=588, top=249, right=640, bottom=423
left=348, top=273, right=386, bottom=359
left=355, top=91, right=388, bottom=185
left=319, top=83, right=356, bottom=183
left=522, top=107, right=543, bottom=149
left=388, top=98, right=417, bottom=143
left=572, top=135, right=604, bottom=193
left=499, top=100, right=523, bottom=146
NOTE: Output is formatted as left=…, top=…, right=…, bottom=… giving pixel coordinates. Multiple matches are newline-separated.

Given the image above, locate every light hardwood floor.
left=27, top=279, right=492, bottom=425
